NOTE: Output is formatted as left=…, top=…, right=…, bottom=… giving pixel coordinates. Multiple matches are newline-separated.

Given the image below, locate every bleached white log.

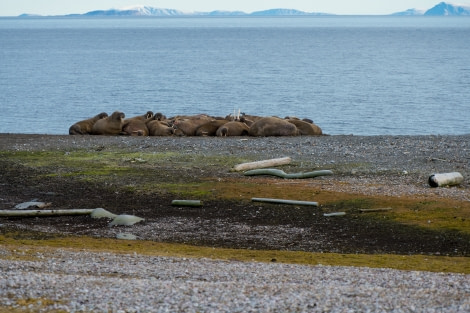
left=428, top=172, right=464, bottom=187
left=232, top=157, right=292, bottom=172
left=252, top=197, right=318, bottom=206
left=0, top=209, right=94, bottom=217
left=323, top=212, right=346, bottom=217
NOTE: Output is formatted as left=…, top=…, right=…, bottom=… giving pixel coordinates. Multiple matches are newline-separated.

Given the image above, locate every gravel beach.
left=1, top=133, right=469, bottom=312
left=2, top=133, right=469, bottom=202
left=1, top=247, right=469, bottom=312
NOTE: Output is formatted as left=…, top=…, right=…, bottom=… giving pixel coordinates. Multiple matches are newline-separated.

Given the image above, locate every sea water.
left=0, top=16, right=469, bottom=135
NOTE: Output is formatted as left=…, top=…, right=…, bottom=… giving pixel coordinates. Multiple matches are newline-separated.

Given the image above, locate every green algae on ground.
left=2, top=148, right=469, bottom=238
left=1, top=147, right=469, bottom=264
left=1, top=232, right=469, bottom=274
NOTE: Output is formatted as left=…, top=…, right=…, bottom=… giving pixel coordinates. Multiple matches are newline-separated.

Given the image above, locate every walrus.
left=121, top=119, right=149, bottom=136
left=172, top=114, right=215, bottom=136
left=120, top=111, right=154, bottom=136
left=146, top=119, right=174, bottom=136
left=216, top=121, right=250, bottom=137
left=195, top=120, right=229, bottom=136
left=248, top=116, right=300, bottom=137
left=286, top=119, right=323, bottom=136
left=91, top=111, right=125, bottom=135
left=69, top=112, right=108, bottom=135
left=153, top=112, right=167, bottom=121
left=125, top=111, right=154, bottom=122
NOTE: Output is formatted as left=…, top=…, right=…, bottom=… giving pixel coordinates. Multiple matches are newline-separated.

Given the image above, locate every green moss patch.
left=1, top=232, right=469, bottom=274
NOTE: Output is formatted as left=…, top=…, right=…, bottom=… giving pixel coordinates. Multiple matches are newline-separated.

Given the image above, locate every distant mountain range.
left=393, top=2, right=470, bottom=15
left=81, top=7, right=330, bottom=17
left=18, top=2, right=470, bottom=17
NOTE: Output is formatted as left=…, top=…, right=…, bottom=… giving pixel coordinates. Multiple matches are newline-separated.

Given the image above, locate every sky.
left=1, top=1, right=470, bottom=16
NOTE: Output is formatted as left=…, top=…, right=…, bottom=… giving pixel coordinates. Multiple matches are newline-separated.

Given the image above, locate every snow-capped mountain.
left=391, top=8, right=426, bottom=16
left=120, top=6, right=187, bottom=16
left=250, top=9, right=329, bottom=16
left=392, top=2, right=470, bottom=16
left=424, top=2, right=470, bottom=15
left=82, top=6, right=330, bottom=17
left=85, top=6, right=186, bottom=16
left=16, top=2, right=470, bottom=17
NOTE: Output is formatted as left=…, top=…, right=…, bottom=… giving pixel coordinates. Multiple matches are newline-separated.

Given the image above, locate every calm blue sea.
left=1, top=16, right=469, bottom=135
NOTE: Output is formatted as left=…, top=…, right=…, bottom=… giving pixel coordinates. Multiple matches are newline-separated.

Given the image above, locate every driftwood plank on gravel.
left=0, top=209, right=94, bottom=217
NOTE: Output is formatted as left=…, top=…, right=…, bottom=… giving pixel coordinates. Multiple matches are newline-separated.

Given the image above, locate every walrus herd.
left=69, top=111, right=323, bottom=137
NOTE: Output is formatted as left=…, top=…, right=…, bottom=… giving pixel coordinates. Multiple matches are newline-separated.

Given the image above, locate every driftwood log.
left=0, top=209, right=94, bottom=217
left=244, top=168, right=333, bottom=179
left=232, top=157, right=292, bottom=172
left=359, top=208, right=393, bottom=213
left=323, top=212, right=346, bottom=217
left=428, top=172, right=464, bottom=187
left=171, top=200, right=203, bottom=207
left=252, top=197, right=318, bottom=206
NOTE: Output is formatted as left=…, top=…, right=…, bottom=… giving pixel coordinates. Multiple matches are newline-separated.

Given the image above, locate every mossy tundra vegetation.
left=0, top=134, right=469, bottom=278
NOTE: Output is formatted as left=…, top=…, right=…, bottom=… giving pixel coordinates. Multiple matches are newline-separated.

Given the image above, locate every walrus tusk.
left=231, top=157, right=292, bottom=172
left=0, top=209, right=94, bottom=217
left=244, top=168, right=333, bottom=179
left=252, top=198, right=318, bottom=206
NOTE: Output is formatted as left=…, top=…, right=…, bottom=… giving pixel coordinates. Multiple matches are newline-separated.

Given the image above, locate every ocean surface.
left=1, top=16, right=469, bottom=136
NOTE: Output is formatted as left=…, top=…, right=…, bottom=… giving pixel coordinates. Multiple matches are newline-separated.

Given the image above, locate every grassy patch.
left=1, top=148, right=469, bottom=275
left=1, top=233, right=469, bottom=274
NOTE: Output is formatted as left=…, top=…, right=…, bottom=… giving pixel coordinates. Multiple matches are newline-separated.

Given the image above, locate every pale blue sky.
left=1, top=1, right=469, bottom=16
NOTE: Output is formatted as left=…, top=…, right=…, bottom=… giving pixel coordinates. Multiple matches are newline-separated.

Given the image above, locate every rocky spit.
left=1, top=247, right=469, bottom=313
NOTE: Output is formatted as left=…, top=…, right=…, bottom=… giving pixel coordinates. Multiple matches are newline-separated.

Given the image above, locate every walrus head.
left=110, top=111, right=125, bottom=121
left=97, top=112, right=109, bottom=119
left=145, top=111, right=154, bottom=119
left=154, top=112, right=166, bottom=121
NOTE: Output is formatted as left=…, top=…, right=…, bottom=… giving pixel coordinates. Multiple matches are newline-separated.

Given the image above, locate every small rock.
left=109, top=214, right=145, bottom=227
left=14, top=201, right=51, bottom=210
left=90, top=208, right=117, bottom=219
left=116, top=233, right=138, bottom=240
